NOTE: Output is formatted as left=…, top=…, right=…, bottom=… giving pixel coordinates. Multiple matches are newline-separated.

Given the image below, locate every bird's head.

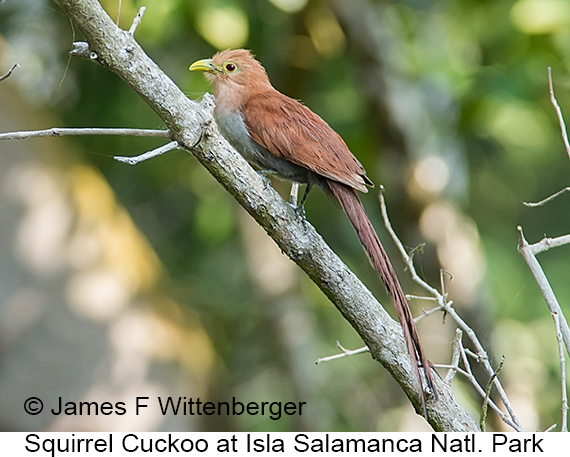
left=190, top=49, right=272, bottom=99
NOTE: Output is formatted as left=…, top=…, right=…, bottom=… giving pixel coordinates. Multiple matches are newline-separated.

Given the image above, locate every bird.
left=190, top=49, right=437, bottom=414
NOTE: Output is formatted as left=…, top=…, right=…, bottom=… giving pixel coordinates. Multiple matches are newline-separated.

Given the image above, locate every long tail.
left=327, top=179, right=437, bottom=415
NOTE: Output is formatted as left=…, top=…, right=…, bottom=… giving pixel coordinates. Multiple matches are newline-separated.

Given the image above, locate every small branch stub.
left=114, top=140, right=180, bottom=165
left=129, top=7, right=146, bottom=35
left=70, top=41, right=90, bottom=58
left=0, top=63, right=20, bottom=82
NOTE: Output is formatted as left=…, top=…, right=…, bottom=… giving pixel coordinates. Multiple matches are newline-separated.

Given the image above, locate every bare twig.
left=523, top=187, right=570, bottom=207
left=520, top=71, right=570, bottom=432
left=517, top=226, right=570, bottom=355
left=414, top=303, right=444, bottom=323
left=524, top=69, right=570, bottom=206
left=434, top=363, right=470, bottom=379
left=464, top=348, right=480, bottom=360
left=0, top=63, right=20, bottom=82
left=315, top=341, right=369, bottom=364
left=379, top=187, right=522, bottom=431
left=528, top=233, right=570, bottom=256
left=114, top=141, right=179, bottom=165
left=443, top=329, right=463, bottom=385
left=128, top=7, right=146, bottom=35
left=480, top=356, right=504, bottom=432
left=116, top=0, right=122, bottom=26
left=407, top=295, right=438, bottom=302
left=454, top=337, right=515, bottom=429
left=548, top=67, right=570, bottom=162
left=544, top=423, right=558, bottom=432
left=0, top=127, right=170, bottom=141
left=433, top=334, right=515, bottom=429
left=552, top=312, right=568, bottom=432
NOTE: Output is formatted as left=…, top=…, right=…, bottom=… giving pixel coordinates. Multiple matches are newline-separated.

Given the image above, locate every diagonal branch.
left=46, top=0, right=478, bottom=431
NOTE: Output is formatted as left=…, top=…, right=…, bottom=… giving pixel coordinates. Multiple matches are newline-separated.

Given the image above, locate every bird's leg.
left=289, top=184, right=312, bottom=219
left=289, top=182, right=300, bottom=205
left=256, top=169, right=275, bottom=189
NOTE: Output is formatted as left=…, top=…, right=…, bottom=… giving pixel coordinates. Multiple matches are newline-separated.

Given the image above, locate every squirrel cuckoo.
left=190, top=49, right=436, bottom=413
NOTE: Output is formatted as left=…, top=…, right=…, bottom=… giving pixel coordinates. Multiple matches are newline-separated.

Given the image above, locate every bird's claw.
left=256, top=170, right=274, bottom=189
left=288, top=202, right=306, bottom=220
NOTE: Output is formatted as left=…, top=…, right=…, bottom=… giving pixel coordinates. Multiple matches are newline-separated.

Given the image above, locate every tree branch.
left=0, top=127, right=170, bottom=141
left=45, top=0, right=478, bottom=431
left=517, top=226, right=570, bottom=355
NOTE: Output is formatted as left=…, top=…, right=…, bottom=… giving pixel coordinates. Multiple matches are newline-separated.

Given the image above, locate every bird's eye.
left=224, top=62, right=237, bottom=73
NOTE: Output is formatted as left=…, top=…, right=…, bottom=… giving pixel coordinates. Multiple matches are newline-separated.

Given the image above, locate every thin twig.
left=518, top=226, right=570, bottom=354
left=414, top=303, right=444, bottom=323
left=114, top=141, right=179, bottom=165
left=480, top=356, right=504, bottom=432
left=116, top=0, right=122, bottom=26
left=544, top=423, right=558, bottom=432
left=434, top=363, right=470, bottom=379
left=128, top=7, right=146, bottom=35
left=548, top=67, right=570, bottom=162
left=0, top=63, right=20, bottom=82
left=0, top=127, right=170, bottom=141
left=407, top=295, right=438, bottom=302
left=552, top=312, right=568, bottom=432
left=464, top=348, right=480, bottom=360
left=528, top=233, right=570, bottom=256
left=443, top=329, right=463, bottom=384
left=454, top=337, right=515, bottom=429
left=524, top=69, right=570, bottom=207
left=379, top=187, right=522, bottom=431
left=524, top=187, right=570, bottom=207
left=315, top=341, right=369, bottom=364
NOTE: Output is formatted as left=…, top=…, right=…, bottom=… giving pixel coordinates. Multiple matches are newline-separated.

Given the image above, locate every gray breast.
left=214, top=109, right=323, bottom=188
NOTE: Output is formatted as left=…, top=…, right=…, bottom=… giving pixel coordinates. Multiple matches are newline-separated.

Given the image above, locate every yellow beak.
left=189, top=58, right=219, bottom=73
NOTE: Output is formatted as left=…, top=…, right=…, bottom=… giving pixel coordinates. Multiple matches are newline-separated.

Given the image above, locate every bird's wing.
left=241, top=90, right=372, bottom=192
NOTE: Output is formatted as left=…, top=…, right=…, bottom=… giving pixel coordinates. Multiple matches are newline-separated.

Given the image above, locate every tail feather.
left=327, top=179, right=437, bottom=414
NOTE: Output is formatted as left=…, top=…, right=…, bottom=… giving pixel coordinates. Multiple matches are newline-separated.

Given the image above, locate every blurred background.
left=0, top=0, right=569, bottom=432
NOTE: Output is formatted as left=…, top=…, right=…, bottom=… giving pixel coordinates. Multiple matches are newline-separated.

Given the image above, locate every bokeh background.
left=1, top=0, right=569, bottom=432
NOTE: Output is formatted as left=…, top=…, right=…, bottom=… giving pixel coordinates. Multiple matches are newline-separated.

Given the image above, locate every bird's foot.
left=256, top=170, right=275, bottom=189
left=288, top=202, right=306, bottom=220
